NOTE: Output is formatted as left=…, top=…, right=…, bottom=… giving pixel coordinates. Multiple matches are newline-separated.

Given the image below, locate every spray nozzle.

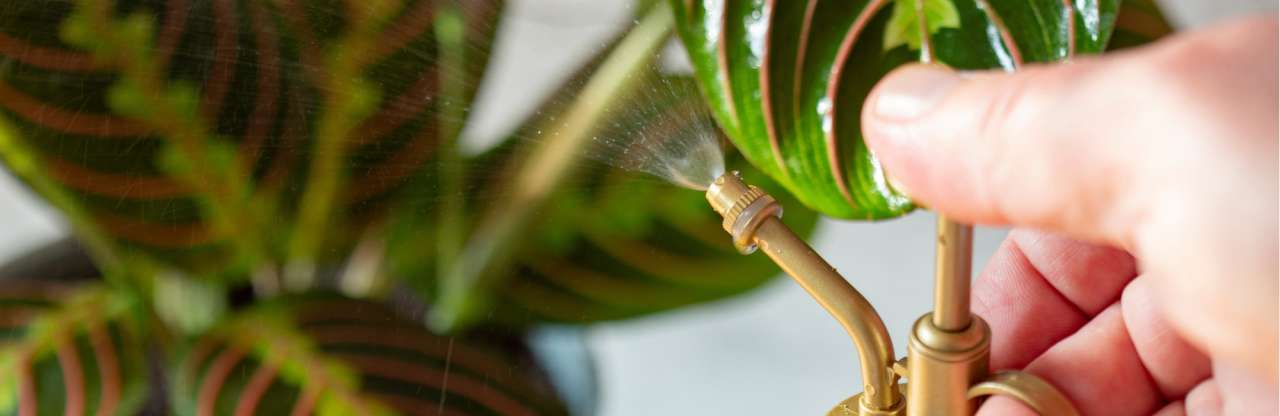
left=705, top=171, right=782, bottom=254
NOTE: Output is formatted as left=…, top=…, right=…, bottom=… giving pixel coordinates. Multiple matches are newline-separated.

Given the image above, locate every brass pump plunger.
left=705, top=171, right=1079, bottom=416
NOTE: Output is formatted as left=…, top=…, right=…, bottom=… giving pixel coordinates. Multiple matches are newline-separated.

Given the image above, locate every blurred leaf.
left=489, top=74, right=818, bottom=324
left=170, top=295, right=571, bottom=416
left=2, top=0, right=827, bottom=337
left=670, top=0, right=1134, bottom=219
left=492, top=157, right=818, bottom=324
left=408, top=4, right=820, bottom=329
left=152, top=271, right=226, bottom=335
left=884, top=0, right=960, bottom=51
left=0, top=0, right=503, bottom=279
left=426, top=4, right=680, bottom=330
left=0, top=283, right=149, bottom=416
left=103, top=78, right=148, bottom=119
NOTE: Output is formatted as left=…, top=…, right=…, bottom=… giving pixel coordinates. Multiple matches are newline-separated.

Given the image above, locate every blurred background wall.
left=0, top=0, right=1273, bottom=414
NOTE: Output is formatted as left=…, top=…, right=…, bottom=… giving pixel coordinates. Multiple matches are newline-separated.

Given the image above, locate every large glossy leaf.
left=0, top=0, right=502, bottom=275
left=670, top=0, right=1135, bottom=219
left=480, top=0, right=1165, bottom=325
left=0, top=283, right=149, bottom=416
left=170, top=295, right=571, bottom=416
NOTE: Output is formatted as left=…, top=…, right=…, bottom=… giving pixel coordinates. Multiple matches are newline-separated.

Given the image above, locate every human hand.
left=861, top=16, right=1278, bottom=416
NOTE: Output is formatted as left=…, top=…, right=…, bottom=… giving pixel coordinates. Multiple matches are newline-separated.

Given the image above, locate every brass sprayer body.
left=705, top=172, right=1078, bottom=416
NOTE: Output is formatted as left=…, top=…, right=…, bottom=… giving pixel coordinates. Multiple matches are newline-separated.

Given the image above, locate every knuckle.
left=976, top=67, right=1064, bottom=141
left=1145, top=45, right=1216, bottom=96
left=972, top=66, right=1074, bottom=193
left=1132, top=22, right=1262, bottom=109
left=972, top=63, right=1105, bottom=227
left=1119, top=20, right=1276, bottom=140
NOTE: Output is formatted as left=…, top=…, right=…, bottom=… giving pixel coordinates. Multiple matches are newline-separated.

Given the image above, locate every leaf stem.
left=430, top=3, right=675, bottom=331
left=433, top=4, right=472, bottom=298
left=285, top=0, right=404, bottom=290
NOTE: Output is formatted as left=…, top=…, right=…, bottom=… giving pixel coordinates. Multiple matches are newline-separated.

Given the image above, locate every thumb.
left=861, top=57, right=1164, bottom=247
left=862, top=19, right=1280, bottom=380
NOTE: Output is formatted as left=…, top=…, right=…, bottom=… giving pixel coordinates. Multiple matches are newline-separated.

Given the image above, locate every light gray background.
left=0, top=1, right=1272, bottom=415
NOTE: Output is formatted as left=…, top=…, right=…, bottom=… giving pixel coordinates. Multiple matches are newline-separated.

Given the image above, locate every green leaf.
left=170, top=295, right=572, bottom=416
left=152, top=271, right=226, bottom=334
left=113, top=13, right=156, bottom=55
left=671, top=0, right=1138, bottom=219
left=0, top=0, right=504, bottom=278
left=0, top=283, right=150, bottom=416
left=103, top=78, right=148, bottom=119
left=491, top=157, right=818, bottom=324
left=425, top=4, right=682, bottom=331
left=884, top=0, right=961, bottom=51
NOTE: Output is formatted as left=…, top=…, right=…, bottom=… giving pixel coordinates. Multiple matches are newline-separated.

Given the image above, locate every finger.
left=1211, top=362, right=1280, bottom=416
left=974, top=396, right=1035, bottom=416
left=1156, top=375, right=1275, bottom=416
left=1154, top=402, right=1186, bottom=416
left=1009, top=231, right=1135, bottom=315
left=1018, top=305, right=1163, bottom=416
left=860, top=17, right=1277, bottom=249
left=1120, top=275, right=1211, bottom=398
left=864, top=17, right=1280, bottom=382
left=973, top=234, right=1085, bottom=370
left=973, top=230, right=1136, bottom=370
left=1183, top=379, right=1222, bottom=416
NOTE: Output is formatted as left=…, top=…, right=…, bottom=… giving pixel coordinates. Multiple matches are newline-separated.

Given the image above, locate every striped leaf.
left=495, top=161, right=817, bottom=324
left=0, top=284, right=149, bottom=416
left=669, top=0, right=1134, bottom=219
left=2, top=0, right=820, bottom=332
left=492, top=75, right=819, bottom=324
left=171, top=295, right=571, bottom=416
left=0, top=0, right=502, bottom=275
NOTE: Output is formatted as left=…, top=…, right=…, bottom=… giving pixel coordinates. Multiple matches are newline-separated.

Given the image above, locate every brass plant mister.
left=706, top=171, right=1079, bottom=416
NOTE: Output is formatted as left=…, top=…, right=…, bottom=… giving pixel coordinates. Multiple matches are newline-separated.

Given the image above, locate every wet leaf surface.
left=669, top=0, right=1169, bottom=220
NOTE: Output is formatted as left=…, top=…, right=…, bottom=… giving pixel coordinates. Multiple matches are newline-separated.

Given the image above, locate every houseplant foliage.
left=0, top=0, right=815, bottom=413
left=0, top=0, right=1170, bottom=414
left=169, top=296, right=569, bottom=416
left=670, top=0, right=1171, bottom=219
left=0, top=282, right=149, bottom=416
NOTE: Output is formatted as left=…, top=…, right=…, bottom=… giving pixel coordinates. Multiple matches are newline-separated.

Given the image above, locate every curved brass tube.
left=706, top=172, right=900, bottom=411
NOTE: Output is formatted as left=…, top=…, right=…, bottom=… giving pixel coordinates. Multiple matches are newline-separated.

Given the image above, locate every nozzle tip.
left=705, top=171, right=782, bottom=254
left=706, top=171, right=748, bottom=216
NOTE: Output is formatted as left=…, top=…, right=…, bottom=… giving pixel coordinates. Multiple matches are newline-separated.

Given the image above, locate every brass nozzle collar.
left=910, top=313, right=990, bottom=360
left=706, top=171, right=782, bottom=254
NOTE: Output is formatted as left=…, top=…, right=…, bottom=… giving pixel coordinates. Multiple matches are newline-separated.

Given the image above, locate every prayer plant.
left=0, top=0, right=1167, bottom=414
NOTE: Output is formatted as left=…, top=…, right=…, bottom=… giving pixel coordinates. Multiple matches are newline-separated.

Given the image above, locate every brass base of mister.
left=906, top=313, right=990, bottom=415
left=705, top=172, right=1079, bottom=416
